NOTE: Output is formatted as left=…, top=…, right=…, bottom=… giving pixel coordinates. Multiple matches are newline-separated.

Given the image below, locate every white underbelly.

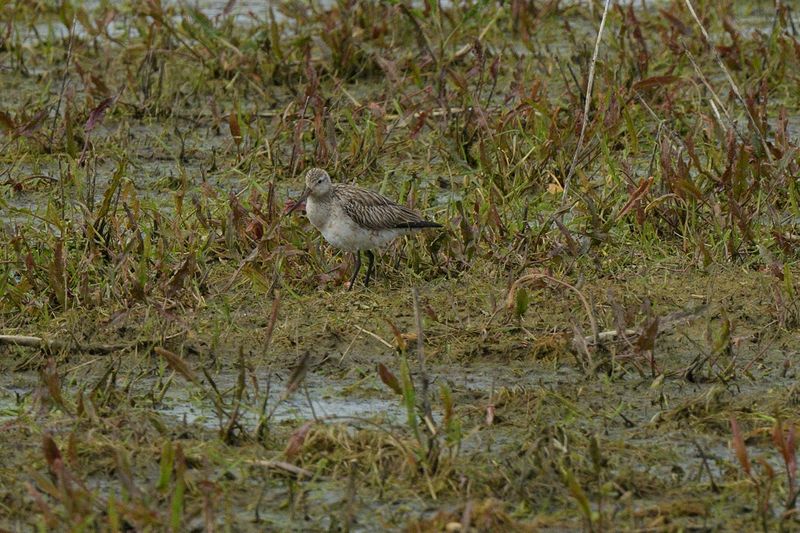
left=321, top=218, right=405, bottom=251
left=306, top=200, right=406, bottom=251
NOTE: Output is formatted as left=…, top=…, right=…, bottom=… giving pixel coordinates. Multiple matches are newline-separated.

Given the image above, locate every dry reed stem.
left=561, top=0, right=612, bottom=204
left=1, top=334, right=129, bottom=354
left=247, top=459, right=313, bottom=478
left=683, top=0, right=773, bottom=162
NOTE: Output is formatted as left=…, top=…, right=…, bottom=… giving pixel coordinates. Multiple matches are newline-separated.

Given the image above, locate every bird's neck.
left=310, top=191, right=333, bottom=204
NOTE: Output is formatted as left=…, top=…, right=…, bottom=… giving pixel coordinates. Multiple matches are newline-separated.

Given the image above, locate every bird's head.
left=286, top=167, right=332, bottom=215
left=303, top=167, right=332, bottom=197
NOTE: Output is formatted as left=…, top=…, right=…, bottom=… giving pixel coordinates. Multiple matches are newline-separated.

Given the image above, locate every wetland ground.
left=1, top=0, right=800, bottom=531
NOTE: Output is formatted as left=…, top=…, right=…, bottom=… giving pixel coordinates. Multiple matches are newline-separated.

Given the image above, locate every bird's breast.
left=305, top=197, right=328, bottom=231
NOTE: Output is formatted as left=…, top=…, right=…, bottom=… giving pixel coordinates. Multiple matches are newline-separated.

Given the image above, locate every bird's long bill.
left=285, top=187, right=310, bottom=216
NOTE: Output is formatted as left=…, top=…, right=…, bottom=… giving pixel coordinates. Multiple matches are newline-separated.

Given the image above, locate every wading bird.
left=286, top=168, right=441, bottom=289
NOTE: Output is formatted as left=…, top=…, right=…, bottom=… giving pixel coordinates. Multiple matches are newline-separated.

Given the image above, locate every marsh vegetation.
left=1, top=0, right=799, bottom=530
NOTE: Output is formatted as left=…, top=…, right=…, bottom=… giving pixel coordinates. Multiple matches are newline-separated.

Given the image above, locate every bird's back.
left=333, top=184, right=441, bottom=231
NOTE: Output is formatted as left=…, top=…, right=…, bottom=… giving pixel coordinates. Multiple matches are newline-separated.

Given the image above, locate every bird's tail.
left=394, top=221, right=443, bottom=229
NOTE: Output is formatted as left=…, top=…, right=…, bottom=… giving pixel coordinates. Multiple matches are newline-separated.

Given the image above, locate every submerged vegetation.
left=1, top=0, right=799, bottom=530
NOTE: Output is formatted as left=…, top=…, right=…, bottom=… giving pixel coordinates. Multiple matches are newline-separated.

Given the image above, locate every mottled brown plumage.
left=333, top=184, right=442, bottom=231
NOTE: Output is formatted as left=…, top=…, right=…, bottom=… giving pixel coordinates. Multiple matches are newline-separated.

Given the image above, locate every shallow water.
left=0, top=362, right=506, bottom=429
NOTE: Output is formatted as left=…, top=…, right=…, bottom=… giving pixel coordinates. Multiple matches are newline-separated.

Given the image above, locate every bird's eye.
left=318, top=178, right=324, bottom=183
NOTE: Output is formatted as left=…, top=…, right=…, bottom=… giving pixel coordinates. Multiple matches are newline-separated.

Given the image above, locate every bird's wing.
left=334, top=184, right=439, bottom=230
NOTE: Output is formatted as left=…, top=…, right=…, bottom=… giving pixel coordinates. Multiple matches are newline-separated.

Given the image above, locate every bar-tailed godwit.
left=287, top=168, right=441, bottom=288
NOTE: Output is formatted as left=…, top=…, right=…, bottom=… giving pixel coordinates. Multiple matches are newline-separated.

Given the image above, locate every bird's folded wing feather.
left=335, top=184, right=431, bottom=230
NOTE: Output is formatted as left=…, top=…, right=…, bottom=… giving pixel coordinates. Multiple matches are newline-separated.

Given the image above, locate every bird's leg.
left=348, top=251, right=362, bottom=290
left=364, top=250, right=375, bottom=287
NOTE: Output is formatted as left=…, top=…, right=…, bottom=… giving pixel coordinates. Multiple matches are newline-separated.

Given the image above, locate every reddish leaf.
left=222, top=0, right=236, bottom=16
left=89, top=74, right=110, bottom=96
left=284, top=421, right=313, bottom=460
left=41, top=358, right=67, bottom=410
left=263, top=290, right=281, bottom=352
left=636, top=315, right=659, bottom=352
left=756, top=457, right=775, bottom=479
left=284, top=352, right=310, bottom=397
left=283, top=198, right=305, bottom=215
left=47, top=239, right=66, bottom=308
left=154, top=347, right=198, bottom=384
left=424, top=303, right=439, bottom=322
left=772, top=420, right=797, bottom=488
left=378, top=363, right=402, bottom=395
left=165, top=253, right=197, bottom=297
left=85, top=96, right=115, bottom=132
left=490, top=56, right=500, bottom=80
left=659, top=9, right=689, bottom=33
left=409, top=111, right=428, bottom=139
left=245, top=218, right=263, bottom=240
left=772, top=418, right=787, bottom=459
left=229, top=111, right=242, bottom=146
left=384, top=319, right=407, bottom=351
left=229, top=192, right=248, bottom=232
left=42, top=434, right=62, bottom=470
left=632, top=75, right=681, bottom=91
left=615, top=177, right=653, bottom=222
left=730, top=417, right=751, bottom=478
